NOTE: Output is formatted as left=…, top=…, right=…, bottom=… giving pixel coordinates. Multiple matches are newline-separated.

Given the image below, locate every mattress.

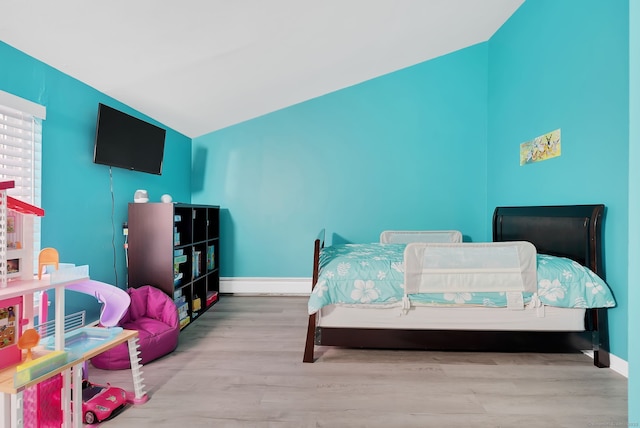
left=308, top=243, right=616, bottom=315
left=316, top=303, right=586, bottom=331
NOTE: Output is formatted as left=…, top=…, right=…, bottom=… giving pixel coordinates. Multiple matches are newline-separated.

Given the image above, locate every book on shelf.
left=174, top=226, right=180, bottom=245
left=173, top=272, right=183, bottom=286
left=177, top=300, right=189, bottom=320
left=174, top=253, right=187, bottom=286
left=179, top=317, right=190, bottom=329
left=192, top=250, right=201, bottom=278
left=206, top=245, right=215, bottom=270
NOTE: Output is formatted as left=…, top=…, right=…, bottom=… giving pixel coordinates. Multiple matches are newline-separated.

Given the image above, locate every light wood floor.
left=90, top=296, right=628, bottom=428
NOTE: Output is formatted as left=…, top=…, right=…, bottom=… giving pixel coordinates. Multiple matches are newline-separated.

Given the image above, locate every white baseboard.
left=220, top=277, right=311, bottom=295
left=582, top=350, right=628, bottom=377
left=609, top=353, right=628, bottom=377
left=221, top=277, right=629, bottom=376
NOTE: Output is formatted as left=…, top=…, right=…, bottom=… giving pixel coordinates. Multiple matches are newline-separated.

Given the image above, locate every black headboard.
left=493, top=205, right=605, bottom=278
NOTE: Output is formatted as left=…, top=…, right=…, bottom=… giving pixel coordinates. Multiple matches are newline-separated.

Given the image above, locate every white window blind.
left=0, top=91, right=45, bottom=274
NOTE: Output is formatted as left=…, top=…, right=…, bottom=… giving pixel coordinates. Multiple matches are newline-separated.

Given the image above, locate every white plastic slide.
left=66, top=280, right=131, bottom=327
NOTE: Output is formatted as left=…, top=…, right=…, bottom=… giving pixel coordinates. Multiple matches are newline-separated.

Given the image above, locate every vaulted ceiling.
left=0, top=0, right=524, bottom=138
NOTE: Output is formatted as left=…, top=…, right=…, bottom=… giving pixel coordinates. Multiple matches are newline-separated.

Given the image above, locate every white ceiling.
left=0, top=0, right=524, bottom=138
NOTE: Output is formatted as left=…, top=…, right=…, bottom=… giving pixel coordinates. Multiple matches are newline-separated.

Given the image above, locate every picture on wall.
left=520, top=128, right=561, bottom=165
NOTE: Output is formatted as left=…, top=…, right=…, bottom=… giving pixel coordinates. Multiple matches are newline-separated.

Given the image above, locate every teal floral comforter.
left=307, top=244, right=616, bottom=315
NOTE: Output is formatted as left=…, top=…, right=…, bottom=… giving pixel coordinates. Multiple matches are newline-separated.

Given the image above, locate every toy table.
left=0, top=271, right=148, bottom=428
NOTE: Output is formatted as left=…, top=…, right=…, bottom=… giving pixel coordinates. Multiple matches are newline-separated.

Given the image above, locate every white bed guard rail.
left=403, top=241, right=537, bottom=311
left=380, top=230, right=462, bottom=244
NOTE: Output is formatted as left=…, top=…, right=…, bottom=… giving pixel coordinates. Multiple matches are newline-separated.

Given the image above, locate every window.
left=0, top=90, right=46, bottom=274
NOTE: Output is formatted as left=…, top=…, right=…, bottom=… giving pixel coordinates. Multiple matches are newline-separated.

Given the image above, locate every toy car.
left=80, top=381, right=128, bottom=424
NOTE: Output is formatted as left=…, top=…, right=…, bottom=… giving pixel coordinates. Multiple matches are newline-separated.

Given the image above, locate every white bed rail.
left=403, top=241, right=537, bottom=311
left=380, top=230, right=462, bottom=244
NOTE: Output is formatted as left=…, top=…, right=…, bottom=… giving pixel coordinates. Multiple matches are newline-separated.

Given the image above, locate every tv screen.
left=93, top=103, right=166, bottom=175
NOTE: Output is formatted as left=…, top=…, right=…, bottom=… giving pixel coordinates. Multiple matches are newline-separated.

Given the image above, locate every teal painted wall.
left=0, top=41, right=192, bottom=322
left=487, top=0, right=629, bottom=362
left=628, top=1, right=639, bottom=423
left=192, top=44, right=489, bottom=278
left=194, top=1, right=632, bottom=366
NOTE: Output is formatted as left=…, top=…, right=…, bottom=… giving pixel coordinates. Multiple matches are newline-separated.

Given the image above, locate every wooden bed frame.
left=303, top=204, right=610, bottom=368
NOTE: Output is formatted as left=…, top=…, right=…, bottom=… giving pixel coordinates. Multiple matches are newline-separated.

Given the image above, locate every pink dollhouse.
left=0, top=180, right=148, bottom=426
left=1, top=180, right=44, bottom=284
left=0, top=180, right=44, bottom=370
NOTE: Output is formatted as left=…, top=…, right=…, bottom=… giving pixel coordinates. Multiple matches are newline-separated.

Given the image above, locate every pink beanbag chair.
left=91, top=285, right=180, bottom=370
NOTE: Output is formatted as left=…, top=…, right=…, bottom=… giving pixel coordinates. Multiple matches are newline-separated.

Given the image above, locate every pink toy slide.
left=66, top=280, right=131, bottom=327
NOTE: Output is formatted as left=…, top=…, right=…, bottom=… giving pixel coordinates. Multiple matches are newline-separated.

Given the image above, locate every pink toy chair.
left=91, top=285, right=180, bottom=370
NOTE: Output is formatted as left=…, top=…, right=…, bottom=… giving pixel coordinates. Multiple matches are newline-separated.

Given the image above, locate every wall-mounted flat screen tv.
left=93, top=103, right=166, bottom=175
